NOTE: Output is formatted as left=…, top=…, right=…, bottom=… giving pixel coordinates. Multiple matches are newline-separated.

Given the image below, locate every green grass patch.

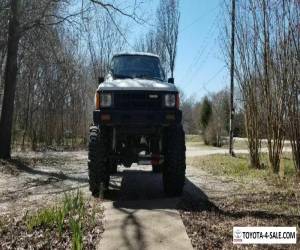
left=26, top=207, right=64, bottom=233
left=188, top=154, right=297, bottom=186
left=0, top=191, right=104, bottom=249
left=25, top=191, right=86, bottom=249
left=185, top=134, right=215, bottom=148
left=186, top=134, right=202, bottom=143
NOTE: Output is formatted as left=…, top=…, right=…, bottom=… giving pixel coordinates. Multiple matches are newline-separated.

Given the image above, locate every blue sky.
left=175, top=0, right=228, bottom=100
left=127, top=0, right=229, bottom=101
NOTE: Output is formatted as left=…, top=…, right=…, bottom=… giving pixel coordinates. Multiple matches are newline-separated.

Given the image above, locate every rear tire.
left=163, top=125, right=186, bottom=196
left=88, top=126, right=110, bottom=197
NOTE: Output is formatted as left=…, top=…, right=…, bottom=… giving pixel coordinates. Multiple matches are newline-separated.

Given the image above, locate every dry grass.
left=180, top=199, right=300, bottom=250
left=186, top=134, right=292, bottom=150
left=181, top=154, right=300, bottom=249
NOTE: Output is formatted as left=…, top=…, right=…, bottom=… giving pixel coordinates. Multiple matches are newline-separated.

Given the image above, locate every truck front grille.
left=114, top=92, right=162, bottom=110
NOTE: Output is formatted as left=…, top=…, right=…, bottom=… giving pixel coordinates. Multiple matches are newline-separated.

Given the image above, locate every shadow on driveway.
left=10, top=158, right=88, bottom=183
left=106, top=169, right=300, bottom=224
left=101, top=169, right=195, bottom=250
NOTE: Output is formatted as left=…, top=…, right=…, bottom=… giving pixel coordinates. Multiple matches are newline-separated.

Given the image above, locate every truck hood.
left=97, top=78, right=177, bottom=92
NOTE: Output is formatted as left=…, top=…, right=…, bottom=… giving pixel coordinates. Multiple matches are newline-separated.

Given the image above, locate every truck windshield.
left=112, top=55, right=165, bottom=81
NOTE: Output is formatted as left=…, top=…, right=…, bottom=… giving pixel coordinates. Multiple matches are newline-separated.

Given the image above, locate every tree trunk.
left=0, top=0, right=21, bottom=159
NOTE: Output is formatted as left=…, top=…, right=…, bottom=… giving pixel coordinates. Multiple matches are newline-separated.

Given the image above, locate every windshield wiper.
left=136, top=75, right=162, bottom=81
left=113, top=74, right=133, bottom=79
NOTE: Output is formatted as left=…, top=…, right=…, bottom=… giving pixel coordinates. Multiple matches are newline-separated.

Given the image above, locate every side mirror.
left=98, top=76, right=104, bottom=84
left=168, top=77, right=174, bottom=84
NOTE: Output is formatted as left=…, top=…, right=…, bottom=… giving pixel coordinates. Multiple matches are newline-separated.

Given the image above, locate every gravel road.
left=186, top=146, right=292, bottom=157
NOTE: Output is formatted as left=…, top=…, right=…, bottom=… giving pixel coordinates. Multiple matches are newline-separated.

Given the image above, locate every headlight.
left=95, top=92, right=112, bottom=109
left=164, top=94, right=176, bottom=107
left=100, top=93, right=112, bottom=107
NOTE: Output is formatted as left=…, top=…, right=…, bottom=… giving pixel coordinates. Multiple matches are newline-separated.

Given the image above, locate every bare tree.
left=0, top=0, right=22, bottom=159
left=285, top=0, right=300, bottom=173
left=134, top=28, right=169, bottom=76
left=204, top=90, right=230, bottom=147
left=227, top=0, right=299, bottom=173
left=243, top=1, right=264, bottom=168
left=157, top=0, right=180, bottom=78
left=84, top=10, right=125, bottom=80
left=224, top=0, right=263, bottom=168
left=134, top=0, right=180, bottom=78
left=0, top=0, right=144, bottom=158
left=0, top=1, right=9, bottom=112
left=261, top=0, right=291, bottom=174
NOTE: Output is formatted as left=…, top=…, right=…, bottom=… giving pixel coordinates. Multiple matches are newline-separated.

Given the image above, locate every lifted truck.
left=88, top=52, right=186, bottom=197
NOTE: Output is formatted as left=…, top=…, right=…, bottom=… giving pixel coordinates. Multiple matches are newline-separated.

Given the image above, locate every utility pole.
left=229, top=0, right=235, bottom=156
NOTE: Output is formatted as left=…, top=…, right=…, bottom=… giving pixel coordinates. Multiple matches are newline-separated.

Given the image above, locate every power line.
left=186, top=40, right=217, bottom=84
left=179, top=13, right=219, bottom=84
left=193, top=66, right=225, bottom=95
left=180, top=4, right=219, bottom=33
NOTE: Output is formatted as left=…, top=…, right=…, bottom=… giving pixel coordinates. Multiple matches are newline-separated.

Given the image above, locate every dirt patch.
left=0, top=152, right=90, bottom=218
left=180, top=163, right=300, bottom=249
left=0, top=159, right=21, bottom=176
left=180, top=192, right=300, bottom=249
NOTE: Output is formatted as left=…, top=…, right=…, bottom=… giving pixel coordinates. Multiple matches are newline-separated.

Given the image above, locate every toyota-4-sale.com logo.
left=233, top=227, right=297, bottom=244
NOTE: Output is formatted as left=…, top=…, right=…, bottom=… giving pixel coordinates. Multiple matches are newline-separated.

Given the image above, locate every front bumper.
left=93, top=109, right=182, bottom=126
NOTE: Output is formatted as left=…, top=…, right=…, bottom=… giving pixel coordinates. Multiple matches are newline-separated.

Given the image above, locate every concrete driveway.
left=97, top=165, right=194, bottom=250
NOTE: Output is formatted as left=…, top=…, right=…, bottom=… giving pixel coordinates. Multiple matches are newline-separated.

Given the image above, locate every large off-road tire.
left=110, top=162, right=118, bottom=174
left=163, top=125, right=186, bottom=196
left=152, top=164, right=163, bottom=173
left=88, top=126, right=110, bottom=197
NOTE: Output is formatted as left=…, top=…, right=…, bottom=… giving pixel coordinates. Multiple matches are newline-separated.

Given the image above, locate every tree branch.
left=90, top=0, right=144, bottom=24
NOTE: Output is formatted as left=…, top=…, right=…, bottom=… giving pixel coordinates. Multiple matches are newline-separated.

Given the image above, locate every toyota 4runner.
left=88, top=52, right=186, bottom=197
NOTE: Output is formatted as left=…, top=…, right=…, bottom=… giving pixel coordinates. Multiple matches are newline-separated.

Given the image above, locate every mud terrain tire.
left=88, top=126, right=110, bottom=197
left=152, top=164, right=163, bottom=173
left=163, top=125, right=186, bottom=196
left=110, top=162, right=118, bottom=174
